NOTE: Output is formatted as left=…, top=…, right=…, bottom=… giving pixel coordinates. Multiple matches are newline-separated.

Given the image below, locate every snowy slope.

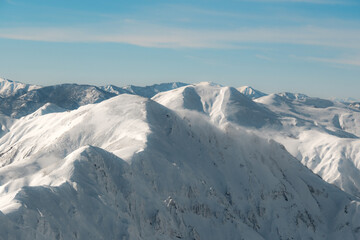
left=1, top=94, right=360, bottom=239
left=0, top=78, right=40, bottom=97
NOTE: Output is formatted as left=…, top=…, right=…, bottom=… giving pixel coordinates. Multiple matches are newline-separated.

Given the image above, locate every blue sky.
left=0, top=0, right=359, bottom=98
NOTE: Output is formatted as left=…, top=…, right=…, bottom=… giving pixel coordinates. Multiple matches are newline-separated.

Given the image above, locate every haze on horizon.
left=0, top=0, right=359, bottom=99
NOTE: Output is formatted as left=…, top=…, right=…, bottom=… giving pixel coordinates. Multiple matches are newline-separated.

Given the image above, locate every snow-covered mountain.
left=330, top=97, right=360, bottom=103
left=0, top=78, right=40, bottom=98
left=154, top=84, right=360, bottom=198
left=0, top=84, right=116, bottom=118
left=1, top=80, right=360, bottom=239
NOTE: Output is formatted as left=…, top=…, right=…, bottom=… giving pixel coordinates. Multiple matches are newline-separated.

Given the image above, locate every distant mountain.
left=100, top=82, right=188, bottom=98
left=0, top=84, right=116, bottom=118
left=0, top=78, right=40, bottom=97
left=276, top=92, right=334, bottom=108
left=0, top=82, right=188, bottom=118
left=330, top=97, right=360, bottom=103
left=98, top=84, right=130, bottom=95
left=237, top=86, right=267, bottom=99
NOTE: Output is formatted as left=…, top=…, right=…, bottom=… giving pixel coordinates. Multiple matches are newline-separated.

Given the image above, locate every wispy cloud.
left=0, top=23, right=359, bottom=50
left=308, top=56, right=360, bottom=67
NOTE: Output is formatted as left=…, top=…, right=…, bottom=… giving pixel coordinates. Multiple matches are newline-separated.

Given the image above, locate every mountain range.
left=1, top=77, right=360, bottom=239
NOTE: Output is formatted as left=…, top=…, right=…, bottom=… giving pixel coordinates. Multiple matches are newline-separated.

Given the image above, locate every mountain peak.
left=237, top=86, right=267, bottom=99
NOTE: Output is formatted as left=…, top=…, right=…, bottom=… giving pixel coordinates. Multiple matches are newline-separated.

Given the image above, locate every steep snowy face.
left=254, top=93, right=360, bottom=197
left=153, top=82, right=279, bottom=128
left=237, top=86, right=267, bottom=99
left=1, top=95, right=360, bottom=240
left=0, top=84, right=116, bottom=118
left=0, top=78, right=40, bottom=98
